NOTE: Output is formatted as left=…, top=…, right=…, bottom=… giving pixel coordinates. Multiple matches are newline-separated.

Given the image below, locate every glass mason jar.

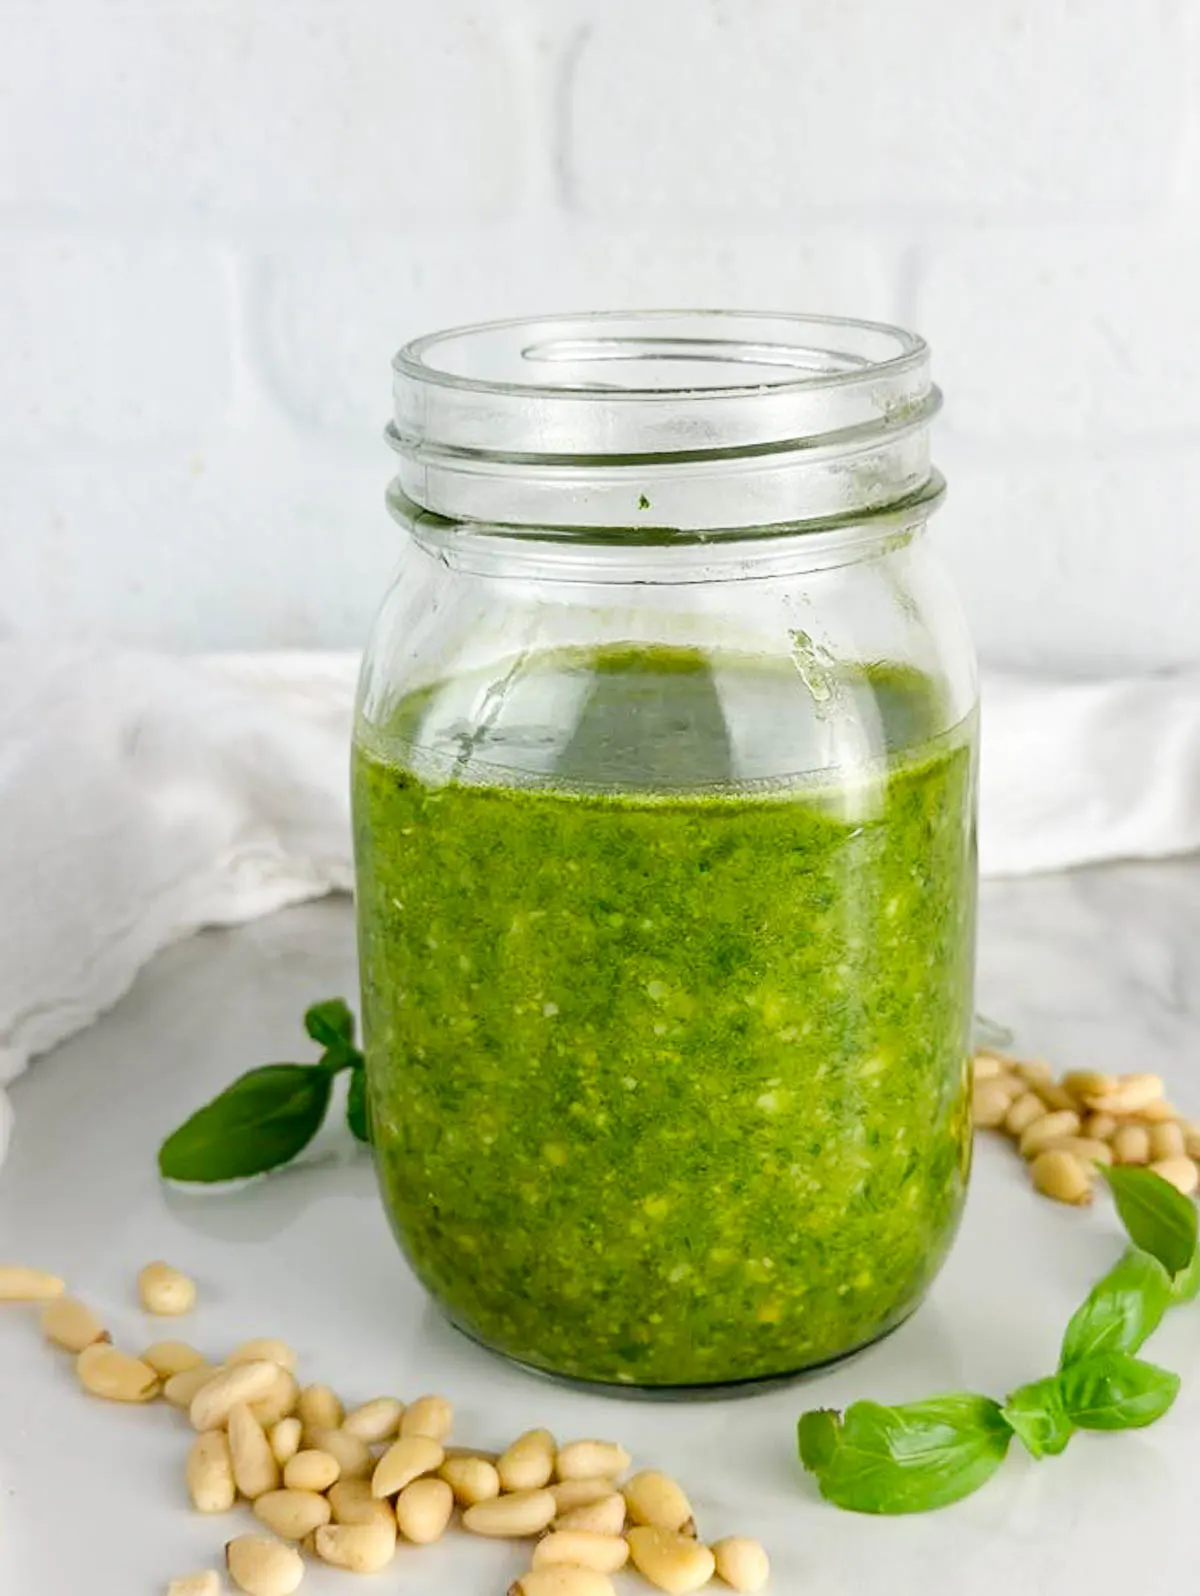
left=353, top=312, right=978, bottom=1392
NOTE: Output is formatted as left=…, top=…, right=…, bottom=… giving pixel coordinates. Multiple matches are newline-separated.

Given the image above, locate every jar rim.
left=394, top=309, right=927, bottom=408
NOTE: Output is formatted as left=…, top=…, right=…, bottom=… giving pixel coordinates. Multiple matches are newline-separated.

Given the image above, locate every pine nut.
left=627, top=1526, right=716, bottom=1593
left=1064, top=1071, right=1119, bottom=1100
left=297, top=1383, right=342, bottom=1433
left=971, top=1080, right=1012, bottom=1129
left=510, top=1571, right=617, bottom=1596
left=462, top=1487, right=557, bottom=1537
left=138, top=1261, right=196, bottom=1317
left=1029, top=1149, right=1093, bottom=1205
left=167, top=1574, right=220, bottom=1596
left=1084, top=1073, right=1164, bottom=1115
left=229, top=1339, right=296, bottom=1371
left=399, top=1393, right=453, bottom=1442
left=342, top=1396, right=404, bottom=1443
left=144, top=1341, right=206, bottom=1378
left=1137, top=1098, right=1177, bottom=1123
left=313, top=1521, right=398, bottom=1573
left=1004, top=1092, right=1046, bottom=1137
left=971, top=1051, right=1007, bottom=1080
left=191, top=1361, right=279, bottom=1431
left=1019, top=1110, right=1081, bottom=1158
left=533, top=1530, right=630, bottom=1573
left=1036, top=1081, right=1077, bottom=1113
left=251, top=1368, right=299, bottom=1429
left=1185, top=1127, right=1200, bottom=1161
left=498, top=1428, right=557, bottom=1491
left=555, top=1440, right=631, bottom=1481
left=1149, top=1122, right=1186, bottom=1161
left=328, top=1478, right=397, bottom=1531
left=986, top=1073, right=1024, bottom=1106
left=372, top=1435, right=445, bottom=1497
left=270, top=1418, right=303, bottom=1466
left=77, top=1343, right=160, bottom=1402
left=41, top=1294, right=108, bottom=1353
left=305, top=1425, right=371, bottom=1481
left=440, top=1454, right=501, bottom=1507
left=1112, top=1124, right=1152, bottom=1166
left=1014, top=1060, right=1053, bottom=1087
left=187, top=1430, right=236, bottom=1513
left=554, top=1494, right=627, bottom=1536
left=254, top=1489, right=332, bottom=1541
left=624, top=1471, right=695, bottom=1535
left=1150, top=1156, right=1200, bottom=1196
left=1082, top=1112, right=1118, bottom=1141
left=229, top=1402, right=280, bottom=1499
left=284, top=1449, right=340, bottom=1493
left=395, top=1476, right=454, bottom=1543
left=0, top=1264, right=64, bottom=1302
left=711, top=1536, right=770, bottom=1593
left=550, top=1478, right=616, bottom=1513
left=225, top=1535, right=304, bottom=1596
left=165, top=1362, right=219, bottom=1410
left=1039, top=1136, right=1113, bottom=1166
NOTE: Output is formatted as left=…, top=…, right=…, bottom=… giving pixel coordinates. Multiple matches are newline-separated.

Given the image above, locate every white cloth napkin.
left=980, top=672, right=1200, bottom=876
left=3, top=643, right=1200, bottom=1168
left=0, top=647, right=358, bottom=1166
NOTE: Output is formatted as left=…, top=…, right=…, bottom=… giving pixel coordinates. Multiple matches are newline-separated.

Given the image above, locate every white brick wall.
left=0, top=0, right=1197, bottom=672
left=0, top=239, right=233, bottom=448
left=568, top=1, right=1185, bottom=213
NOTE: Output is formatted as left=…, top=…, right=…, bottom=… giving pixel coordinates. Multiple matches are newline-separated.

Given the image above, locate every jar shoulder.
left=355, top=531, right=977, bottom=792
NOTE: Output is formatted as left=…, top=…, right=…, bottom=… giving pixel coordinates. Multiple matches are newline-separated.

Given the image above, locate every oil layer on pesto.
left=353, top=646, right=977, bottom=1387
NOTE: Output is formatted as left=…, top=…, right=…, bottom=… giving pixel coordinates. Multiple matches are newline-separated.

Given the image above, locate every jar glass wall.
left=352, top=313, right=978, bottom=1391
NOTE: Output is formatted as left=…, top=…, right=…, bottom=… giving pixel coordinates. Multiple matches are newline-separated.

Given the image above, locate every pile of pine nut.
left=0, top=1261, right=770, bottom=1596
left=972, top=1051, right=1200, bottom=1205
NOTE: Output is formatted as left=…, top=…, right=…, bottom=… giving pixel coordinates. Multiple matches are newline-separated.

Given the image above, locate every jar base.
left=437, top=1298, right=923, bottom=1403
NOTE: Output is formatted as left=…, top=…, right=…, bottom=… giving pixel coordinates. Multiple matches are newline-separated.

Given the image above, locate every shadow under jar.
left=352, top=312, right=979, bottom=1392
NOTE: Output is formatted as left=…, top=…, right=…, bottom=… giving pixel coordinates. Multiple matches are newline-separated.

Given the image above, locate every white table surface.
left=4, top=862, right=1200, bottom=1595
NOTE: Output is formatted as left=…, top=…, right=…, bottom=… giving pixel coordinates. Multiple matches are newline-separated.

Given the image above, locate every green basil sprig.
left=1001, top=1346, right=1180, bottom=1459
left=158, top=999, right=370, bottom=1182
left=799, top=1165, right=1197, bottom=1513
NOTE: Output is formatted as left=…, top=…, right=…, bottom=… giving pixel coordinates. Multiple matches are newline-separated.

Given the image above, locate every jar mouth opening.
left=395, top=309, right=927, bottom=407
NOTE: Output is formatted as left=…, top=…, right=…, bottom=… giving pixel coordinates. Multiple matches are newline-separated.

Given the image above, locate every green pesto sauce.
left=352, top=647, right=977, bottom=1388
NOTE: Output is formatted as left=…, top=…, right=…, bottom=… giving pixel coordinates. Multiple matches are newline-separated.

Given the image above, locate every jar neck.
left=391, top=483, right=941, bottom=585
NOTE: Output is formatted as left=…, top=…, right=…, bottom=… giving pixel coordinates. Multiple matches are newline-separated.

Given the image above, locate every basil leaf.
left=1059, top=1246, right=1172, bottom=1367
left=1001, top=1376, right=1074, bottom=1459
left=304, top=998, right=356, bottom=1052
left=1058, top=1351, right=1180, bottom=1431
left=797, top=1409, right=841, bottom=1472
left=1101, top=1165, right=1198, bottom=1278
left=1170, top=1246, right=1200, bottom=1304
left=346, top=1064, right=371, bottom=1145
left=798, top=1394, right=1012, bottom=1514
left=158, top=1064, right=332, bottom=1182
